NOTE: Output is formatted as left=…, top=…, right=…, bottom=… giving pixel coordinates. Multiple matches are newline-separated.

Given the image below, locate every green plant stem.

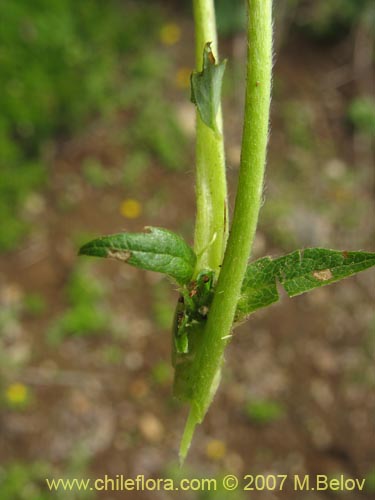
left=180, top=0, right=273, bottom=461
left=193, top=0, right=228, bottom=274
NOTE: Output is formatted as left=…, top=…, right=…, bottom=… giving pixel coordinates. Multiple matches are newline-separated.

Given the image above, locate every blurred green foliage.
left=0, top=0, right=157, bottom=147
left=151, top=361, right=173, bottom=386
left=23, top=292, right=47, bottom=317
left=282, top=100, right=314, bottom=150
left=0, top=162, right=46, bottom=251
left=151, top=280, right=176, bottom=330
left=122, top=151, right=151, bottom=189
left=215, top=0, right=246, bottom=36
left=47, top=264, right=110, bottom=343
left=293, top=0, right=372, bottom=41
left=49, top=301, right=108, bottom=341
left=0, top=304, right=23, bottom=374
left=101, top=344, right=123, bottom=365
left=119, top=47, right=188, bottom=172
left=365, top=468, right=375, bottom=493
left=347, top=97, right=375, bottom=136
left=0, top=462, right=52, bottom=500
left=132, top=101, right=187, bottom=171
left=82, top=159, right=112, bottom=189
left=245, top=400, right=285, bottom=424
left=213, top=0, right=374, bottom=41
left=0, top=0, right=158, bottom=252
left=0, top=455, right=93, bottom=500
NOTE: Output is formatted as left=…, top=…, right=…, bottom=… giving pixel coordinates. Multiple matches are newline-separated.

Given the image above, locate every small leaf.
left=236, top=248, right=375, bottom=322
left=190, top=42, right=226, bottom=134
left=79, top=227, right=196, bottom=285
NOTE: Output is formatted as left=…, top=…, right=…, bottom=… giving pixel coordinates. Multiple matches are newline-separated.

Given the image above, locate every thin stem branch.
left=180, top=0, right=273, bottom=461
left=193, top=0, right=228, bottom=274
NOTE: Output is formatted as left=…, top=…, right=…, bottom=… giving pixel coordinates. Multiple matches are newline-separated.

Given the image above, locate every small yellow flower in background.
left=159, top=22, right=181, bottom=46
left=205, top=439, right=226, bottom=461
left=5, top=383, right=29, bottom=406
left=175, top=67, right=191, bottom=89
left=120, top=198, right=142, bottom=219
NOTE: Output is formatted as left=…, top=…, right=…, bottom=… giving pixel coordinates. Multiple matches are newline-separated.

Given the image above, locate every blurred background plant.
left=0, top=0, right=182, bottom=251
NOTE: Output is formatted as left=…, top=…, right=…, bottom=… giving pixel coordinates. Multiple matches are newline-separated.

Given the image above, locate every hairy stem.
left=193, top=0, right=228, bottom=274
left=180, top=0, right=273, bottom=461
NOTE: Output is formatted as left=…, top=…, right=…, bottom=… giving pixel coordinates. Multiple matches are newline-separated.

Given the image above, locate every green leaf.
left=236, top=248, right=375, bottom=321
left=235, top=256, right=279, bottom=318
left=78, top=227, right=196, bottom=285
left=190, top=42, right=226, bottom=134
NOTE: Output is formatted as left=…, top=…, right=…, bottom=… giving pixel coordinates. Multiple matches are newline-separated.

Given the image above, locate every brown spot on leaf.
left=313, top=269, right=333, bottom=281
left=342, top=251, right=349, bottom=259
left=107, top=249, right=132, bottom=262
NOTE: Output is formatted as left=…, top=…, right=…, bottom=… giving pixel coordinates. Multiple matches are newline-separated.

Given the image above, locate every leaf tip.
left=78, top=238, right=108, bottom=259
left=179, top=408, right=198, bottom=465
left=77, top=243, right=89, bottom=257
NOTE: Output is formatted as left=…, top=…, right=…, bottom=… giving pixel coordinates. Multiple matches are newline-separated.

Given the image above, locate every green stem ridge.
left=193, top=0, right=228, bottom=274
left=180, top=0, right=273, bottom=460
